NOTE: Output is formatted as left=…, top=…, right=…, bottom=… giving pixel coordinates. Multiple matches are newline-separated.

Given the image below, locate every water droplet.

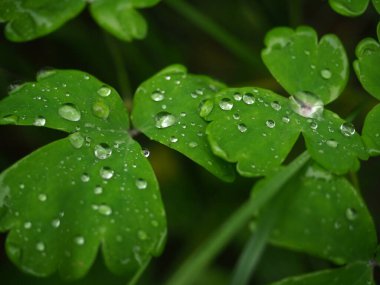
left=282, top=116, right=290, bottom=123
left=326, top=139, right=338, bottom=148
left=97, top=86, right=111, bottom=97
left=290, top=91, right=324, bottom=118
left=199, top=100, right=214, bottom=117
left=219, top=98, right=233, bottom=110
left=320, top=69, right=332, bottom=79
left=169, top=136, right=178, bottom=143
left=266, top=120, right=276, bottom=128
left=151, top=90, right=165, bottom=102
left=81, top=173, right=90, bottom=182
left=94, top=143, right=112, bottom=159
left=340, top=122, right=355, bottom=137
left=38, top=193, right=47, bottom=202
left=142, top=148, right=150, bottom=157
left=98, top=204, right=112, bottom=216
left=238, top=123, right=247, bottom=133
left=155, top=112, right=176, bottom=128
left=232, top=113, right=240, bottom=120
left=271, top=101, right=281, bottom=111
left=310, top=121, right=318, bottom=130
left=100, top=167, right=114, bottom=180
left=24, top=222, right=32, bottom=229
left=346, top=208, right=357, bottom=221
left=2, top=114, right=19, bottom=124
left=242, top=93, right=255, bottom=105
left=136, top=178, right=148, bottom=190
left=51, top=219, right=60, bottom=228
left=233, top=92, right=242, bottom=101
left=58, top=103, right=81, bottom=121
left=94, top=186, right=103, bottom=195
left=188, top=141, right=198, bottom=148
left=69, top=132, right=84, bottom=149
left=33, top=116, right=46, bottom=127
left=36, top=242, right=45, bottom=252
left=74, top=236, right=85, bottom=245
left=138, top=230, right=148, bottom=240
left=92, top=101, right=110, bottom=119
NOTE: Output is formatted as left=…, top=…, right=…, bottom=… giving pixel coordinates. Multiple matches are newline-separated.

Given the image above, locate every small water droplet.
left=98, top=204, right=112, bottom=216
left=94, top=185, right=103, bottom=195
left=36, top=242, right=45, bottom=252
left=199, top=100, right=214, bottom=117
left=100, top=167, right=114, bottom=180
left=243, top=93, right=255, bottom=105
left=340, top=122, right=355, bottom=137
left=326, top=139, right=338, bottom=148
left=38, top=193, right=47, bottom=202
left=138, top=230, right=148, bottom=240
left=151, top=90, right=165, bottom=102
left=310, top=121, right=318, bottom=130
left=69, top=132, right=84, bottom=149
left=74, top=236, right=85, bottom=245
left=51, top=219, right=60, bottom=228
left=290, top=91, right=324, bottom=118
left=92, top=101, right=110, bottom=119
left=33, top=116, right=46, bottom=127
left=320, top=69, right=332, bottom=79
left=233, top=92, right=242, bottom=101
left=266, top=120, right=276, bottom=128
left=94, top=143, right=112, bottom=159
left=282, top=116, right=290, bottom=123
left=58, top=103, right=81, bottom=121
left=24, top=222, right=32, bottom=229
left=97, top=86, right=111, bottom=97
left=219, top=98, right=233, bottom=110
left=271, top=101, right=281, bottom=111
left=169, top=136, right=178, bottom=143
left=346, top=208, right=357, bottom=221
left=188, top=141, right=198, bottom=148
left=238, top=123, right=247, bottom=133
left=142, top=148, right=150, bottom=157
left=81, top=173, right=90, bottom=182
left=155, top=112, right=176, bottom=128
left=136, top=178, right=148, bottom=190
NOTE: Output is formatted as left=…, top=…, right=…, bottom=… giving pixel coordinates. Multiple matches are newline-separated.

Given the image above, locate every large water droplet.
left=69, top=132, right=84, bottom=149
left=345, top=208, right=357, bottom=221
left=151, top=90, right=165, bottom=102
left=33, top=116, right=46, bottom=127
left=238, top=123, right=247, bottom=133
left=290, top=91, right=324, bottom=118
left=98, top=204, right=112, bottom=216
left=326, top=139, right=338, bottom=148
left=243, top=93, right=255, bottom=105
left=320, top=69, right=332, bottom=79
left=92, top=101, right=110, bottom=119
left=136, top=178, right=148, bottom=190
left=100, top=167, right=114, bottom=180
left=340, top=122, right=355, bottom=137
left=58, top=104, right=81, bottom=121
left=97, top=86, right=111, bottom=97
left=266, top=120, right=276, bottom=128
left=94, top=143, right=112, bottom=159
left=219, top=98, right=233, bottom=110
left=155, top=112, right=176, bottom=128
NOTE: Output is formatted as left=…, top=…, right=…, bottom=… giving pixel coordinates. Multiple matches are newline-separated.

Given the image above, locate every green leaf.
left=262, top=26, right=349, bottom=104
left=374, top=0, right=380, bottom=13
left=267, top=164, right=377, bottom=264
left=0, top=70, right=166, bottom=281
left=376, top=245, right=380, bottom=264
left=131, top=65, right=235, bottom=182
left=362, top=104, right=380, bottom=155
left=202, top=87, right=367, bottom=177
left=90, top=0, right=160, bottom=41
left=270, top=262, right=374, bottom=285
left=354, top=38, right=380, bottom=100
left=328, top=0, right=369, bottom=16
left=0, top=0, right=86, bottom=42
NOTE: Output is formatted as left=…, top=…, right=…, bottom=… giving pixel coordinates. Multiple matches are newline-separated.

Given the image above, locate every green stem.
left=165, top=152, right=310, bottom=285
left=164, top=0, right=261, bottom=69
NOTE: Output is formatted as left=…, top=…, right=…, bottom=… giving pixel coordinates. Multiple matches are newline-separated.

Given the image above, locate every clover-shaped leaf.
left=131, top=65, right=235, bottom=182
left=0, top=70, right=166, bottom=281
left=0, top=0, right=160, bottom=42
left=354, top=35, right=380, bottom=155
left=329, top=0, right=380, bottom=16
left=257, top=163, right=377, bottom=264
left=269, top=262, right=374, bottom=285
left=261, top=26, right=349, bottom=104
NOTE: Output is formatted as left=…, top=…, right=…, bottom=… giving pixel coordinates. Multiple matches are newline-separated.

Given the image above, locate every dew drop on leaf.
left=310, top=121, right=318, bottom=130
left=238, top=123, right=247, bottom=133
left=320, top=69, right=332, bottom=79
left=58, top=103, right=81, bottom=121
left=282, top=116, right=290, bottom=123
left=219, top=98, right=234, bottom=110
left=33, top=116, right=46, bottom=127
left=188, top=141, right=198, bottom=148
left=233, top=113, right=240, bottom=120
left=266, top=120, right=276, bottom=128
left=69, top=132, right=85, bottom=149
left=346, top=208, right=357, bottom=221
left=97, top=86, right=111, bottom=97
left=36, top=242, right=45, bottom=252
left=199, top=100, right=214, bottom=117
left=92, top=101, right=110, bottom=119
left=155, top=112, right=176, bottom=128
left=51, top=219, right=60, bottom=228
left=340, top=122, right=355, bottom=137
left=151, top=90, right=165, bottom=102
left=100, top=167, right=114, bottom=180
left=136, top=178, right=148, bottom=190
left=94, top=185, right=103, bottom=195
left=326, top=139, right=338, bottom=148
left=74, top=236, right=85, bottom=245
left=142, top=148, right=150, bottom=157
left=97, top=204, right=112, bottom=216
left=81, top=173, right=90, bottom=182
left=271, top=101, right=281, bottom=111
left=94, top=143, right=112, bottom=160
left=138, top=230, right=148, bottom=240
left=233, top=92, right=242, bottom=101
left=169, top=136, right=178, bottom=143
left=242, top=93, right=255, bottom=105
left=290, top=91, right=324, bottom=118
left=38, top=193, right=47, bottom=202
left=24, top=222, right=32, bottom=229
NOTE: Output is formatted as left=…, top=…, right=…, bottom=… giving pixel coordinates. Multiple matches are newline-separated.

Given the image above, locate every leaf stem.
left=164, top=0, right=261, bottom=69
left=165, top=152, right=310, bottom=285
